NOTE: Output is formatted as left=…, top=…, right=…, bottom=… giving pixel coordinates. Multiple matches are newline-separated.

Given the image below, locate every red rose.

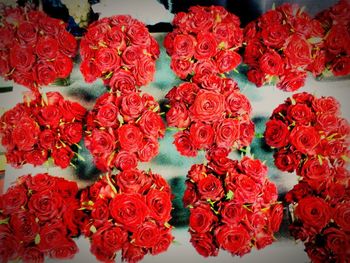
left=57, top=30, right=77, bottom=58
left=290, top=125, right=321, bottom=155
left=9, top=45, right=35, bottom=72
left=214, top=119, right=240, bottom=149
left=197, top=174, right=224, bottom=201
left=333, top=202, right=350, bottom=231
left=26, top=173, right=56, bottom=192
left=1, top=185, right=27, bottom=215
left=17, top=21, right=38, bottom=45
left=183, top=181, right=199, bottom=207
left=21, top=247, right=44, bottom=263
left=146, top=189, right=172, bottom=223
left=259, top=49, right=284, bottom=75
left=215, top=224, right=251, bottom=256
left=120, top=92, right=145, bottom=121
left=305, top=244, right=329, bottom=263
left=295, top=196, right=331, bottom=231
left=244, top=41, right=265, bottom=65
left=25, top=149, right=47, bottom=166
left=91, top=199, right=110, bottom=224
left=116, top=169, right=151, bottom=194
left=190, top=232, right=218, bottom=257
left=95, top=47, right=120, bottom=72
left=193, top=59, right=218, bottom=81
left=138, top=137, right=159, bottom=162
left=215, top=50, right=241, bottom=73
left=12, top=117, right=39, bottom=151
left=331, top=56, right=350, bottom=76
left=172, top=34, right=196, bottom=59
left=312, top=96, right=339, bottom=115
left=121, top=244, right=145, bottom=263
left=86, top=129, right=115, bottom=155
left=287, top=103, right=314, bottom=125
left=139, top=111, right=165, bottom=138
left=225, top=91, right=252, bottom=116
left=189, top=122, right=215, bottom=150
left=151, top=231, right=173, bottom=255
left=269, top=204, right=283, bottom=232
left=10, top=211, right=39, bottom=243
left=166, top=102, right=190, bottom=128
left=273, top=149, right=300, bottom=172
left=238, top=120, right=255, bottom=147
left=234, top=175, right=261, bottom=204
left=190, top=90, right=225, bottom=123
left=261, top=24, right=289, bottom=49
left=49, top=239, right=78, bottom=260
left=255, top=229, right=274, bottom=250
left=220, top=201, right=247, bottom=225
left=28, top=190, right=63, bottom=222
left=127, top=22, right=152, bottom=47
left=36, top=36, right=59, bottom=60
left=80, top=59, right=101, bottom=83
left=325, top=24, right=349, bottom=54
left=285, top=181, right=313, bottom=203
left=175, top=82, right=200, bottom=104
left=174, top=131, right=197, bottom=157
left=112, top=150, right=138, bottom=171
left=264, top=119, right=290, bottom=148
left=53, top=55, right=73, bottom=79
left=284, top=35, right=312, bottom=68
left=0, top=226, right=21, bottom=262
left=109, top=69, right=137, bottom=94
left=247, top=68, right=266, bottom=87
left=109, top=193, right=148, bottom=231
left=324, top=227, right=348, bottom=255
left=194, top=32, right=217, bottom=60
left=38, top=221, right=67, bottom=251
left=35, top=61, right=58, bottom=86
left=117, top=124, right=143, bottom=152
left=189, top=204, right=217, bottom=233
left=277, top=69, right=307, bottom=92
left=132, top=221, right=160, bottom=248
left=262, top=180, right=278, bottom=204
left=60, top=100, right=86, bottom=122
left=122, top=46, right=143, bottom=66
left=300, top=157, right=331, bottom=192
left=60, top=122, right=83, bottom=144
left=51, top=146, right=74, bottom=168
left=134, top=56, right=156, bottom=86
left=240, top=156, right=267, bottom=183
left=187, top=164, right=207, bottom=183
left=95, top=102, right=119, bottom=128
left=170, top=58, right=193, bottom=79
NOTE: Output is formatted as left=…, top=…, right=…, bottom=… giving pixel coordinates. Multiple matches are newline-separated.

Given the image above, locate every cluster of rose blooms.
left=80, top=14, right=160, bottom=92
left=0, top=6, right=77, bottom=91
left=264, top=92, right=350, bottom=262
left=165, top=77, right=254, bottom=157
left=85, top=91, right=165, bottom=172
left=183, top=148, right=283, bottom=257
left=0, top=92, right=87, bottom=168
left=0, top=173, right=88, bottom=263
left=264, top=92, right=349, bottom=177
left=243, top=3, right=325, bottom=91
left=164, top=5, right=243, bottom=81
left=309, top=0, right=350, bottom=77
left=79, top=169, right=174, bottom=263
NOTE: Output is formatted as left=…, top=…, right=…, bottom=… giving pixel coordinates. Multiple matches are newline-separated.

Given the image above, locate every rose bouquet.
left=0, top=91, right=87, bottom=168
left=164, top=5, right=243, bottom=81
left=0, top=6, right=77, bottom=91
left=85, top=91, right=165, bottom=172
left=183, top=150, right=283, bottom=257
left=79, top=15, right=160, bottom=92
left=286, top=178, right=350, bottom=262
left=308, top=0, right=350, bottom=78
left=0, top=173, right=87, bottom=263
left=79, top=169, right=174, bottom=263
left=264, top=92, right=349, bottom=179
left=165, top=77, right=254, bottom=157
left=243, top=3, right=324, bottom=91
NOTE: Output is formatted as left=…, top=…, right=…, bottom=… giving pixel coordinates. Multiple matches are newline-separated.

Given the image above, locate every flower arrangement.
left=164, top=5, right=243, bottom=81
left=85, top=91, right=165, bottom=172
left=0, top=173, right=87, bottom=263
left=264, top=92, right=349, bottom=179
left=79, top=169, right=174, bottom=263
left=0, top=92, right=87, bottom=168
left=165, top=77, right=254, bottom=157
left=79, top=14, right=160, bottom=92
left=309, top=0, right=350, bottom=78
left=0, top=6, right=77, bottom=91
left=183, top=150, right=283, bottom=257
left=243, top=3, right=324, bottom=91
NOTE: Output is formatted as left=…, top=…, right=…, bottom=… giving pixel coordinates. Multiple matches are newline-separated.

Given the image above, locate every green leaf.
left=317, top=155, right=323, bottom=165
left=272, top=3, right=276, bottom=10
left=35, top=234, right=40, bottom=245
left=0, top=218, right=9, bottom=225
left=152, top=105, right=160, bottom=112
left=308, top=37, right=323, bottom=44
left=255, top=133, right=264, bottom=139
left=341, top=155, right=350, bottom=162
left=226, top=190, right=234, bottom=200
left=117, top=114, right=124, bottom=125
left=290, top=96, right=296, bottom=105
left=90, top=225, right=97, bottom=234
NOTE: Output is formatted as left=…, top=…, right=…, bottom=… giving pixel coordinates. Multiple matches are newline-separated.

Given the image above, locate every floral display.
left=264, top=92, right=349, bottom=177
left=165, top=77, right=254, bottom=157
left=0, top=6, right=77, bottom=91
left=183, top=150, right=283, bottom=257
left=164, top=5, right=243, bottom=81
left=0, top=173, right=87, bottom=263
left=0, top=92, right=87, bottom=168
left=243, top=3, right=324, bottom=91
left=79, top=169, right=174, bottom=263
left=309, top=0, right=350, bottom=78
left=85, top=91, right=165, bottom=172
left=79, top=14, right=160, bottom=92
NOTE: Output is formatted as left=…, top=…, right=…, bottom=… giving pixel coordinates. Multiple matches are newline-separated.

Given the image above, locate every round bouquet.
left=85, top=91, right=165, bottom=172
left=286, top=178, right=350, bottom=262
left=164, top=5, right=243, bottom=82
left=264, top=92, right=349, bottom=181
left=0, top=6, right=77, bottom=91
left=243, top=3, right=324, bottom=91
left=0, top=173, right=87, bottom=263
left=79, top=15, right=160, bottom=92
left=0, top=91, right=87, bottom=168
left=79, top=169, right=174, bottom=263
left=308, top=0, right=350, bottom=78
left=165, top=77, right=254, bottom=157
left=183, top=150, right=283, bottom=257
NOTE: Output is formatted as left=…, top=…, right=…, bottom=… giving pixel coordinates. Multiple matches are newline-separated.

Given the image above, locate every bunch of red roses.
left=79, top=15, right=160, bottom=92
left=285, top=169, right=350, bottom=262
left=0, top=173, right=87, bottom=263
left=0, top=91, right=87, bottom=168
left=85, top=91, right=165, bottom=172
left=264, top=92, right=349, bottom=179
left=164, top=5, right=243, bottom=81
left=79, top=169, right=174, bottom=263
left=183, top=149, right=283, bottom=257
left=165, top=77, right=254, bottom=157
left=243, top=3, right=324, bottom=91
left=308, top=0, right=350, bottom=78
left=0, top=6, right=77, bottom=91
